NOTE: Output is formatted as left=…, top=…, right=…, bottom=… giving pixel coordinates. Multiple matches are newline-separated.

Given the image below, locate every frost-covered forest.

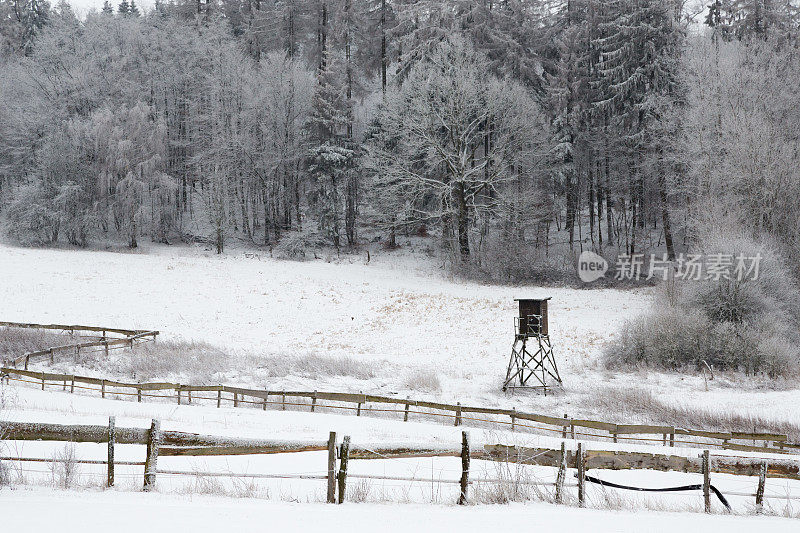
left=1, top=0, right=799, bottom=279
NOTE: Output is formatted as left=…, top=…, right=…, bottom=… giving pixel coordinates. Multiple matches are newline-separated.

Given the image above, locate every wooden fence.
left=2, top=418, right=799, bottom=512
left=2, top=366, right=796, bottom=455
left=1, top=321, right=797, bottom=456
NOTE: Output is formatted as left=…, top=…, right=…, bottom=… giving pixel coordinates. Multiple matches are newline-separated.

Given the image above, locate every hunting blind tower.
left=502, top=298, right=562, bottom=393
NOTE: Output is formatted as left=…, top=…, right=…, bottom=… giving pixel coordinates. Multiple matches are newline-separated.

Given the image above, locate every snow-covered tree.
left=365, top=36, right=545, bottom=261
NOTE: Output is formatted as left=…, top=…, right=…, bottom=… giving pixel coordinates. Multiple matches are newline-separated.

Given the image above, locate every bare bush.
left=274, top=231, right=327, bottom=260
left=402, top=368, right=442, bottom=394
left=0, top=459, right=9, bottom=487
left=604, top=307, right=796, bottom=377
left=97, top=340, right=230, bottom=382
left=50, top=444, right=78, bottom=489
left=472, top=461, right=552, bottom=505
left=606, top=230, right=800, bottom=377
left=459, top=240, right=578, bottom=285
left=348, top=478, right=372, bottom=503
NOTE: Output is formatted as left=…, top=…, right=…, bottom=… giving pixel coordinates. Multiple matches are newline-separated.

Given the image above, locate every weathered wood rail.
left=0, top=321, right=158, bottom=369
left=2, top=418, right=799, bottom=511
left=2, top=366, right=795, bottom=454
left=1, top=321, right=796, bottom=455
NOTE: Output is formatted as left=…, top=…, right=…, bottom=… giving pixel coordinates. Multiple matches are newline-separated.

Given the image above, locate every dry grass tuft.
left=472, top=461, right=554, bottom=505
left=589, top=386, right=800, bottom=441
left=0, top=327, right=76, bottom=362
left=49, top=444, right=78, bottom=489
left=403, top=368, right=442, bottom=394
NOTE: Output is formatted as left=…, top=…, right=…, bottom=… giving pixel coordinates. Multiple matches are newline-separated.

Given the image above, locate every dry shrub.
left=0, top=327, right=74, bottom=362
left=472, top=461, right=552, bottom=505
left=274, top=231, right=327, bottom=260
left=347, top=479, right=372, bottom=503
left=97, top=340, right=229, bottom=382
left=605, top=307, right=796, bottom=376
left=402, top=368, right=441, bottom=393
left=461, top=239, right=578, bottom=285
left=606, top=230, right=800, bottom=377
left=50, top=444, right=78, bottom=489
left=0, top=460, right=9, bottom=487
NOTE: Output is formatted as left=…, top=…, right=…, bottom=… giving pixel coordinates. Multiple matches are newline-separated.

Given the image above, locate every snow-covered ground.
left=2, top=239, right=800, bottom=528
left=3, top=487, right=800, bottom=533
left=1, top=239, right=799, bottom=427
left=3, top=384, right=800, bottom=520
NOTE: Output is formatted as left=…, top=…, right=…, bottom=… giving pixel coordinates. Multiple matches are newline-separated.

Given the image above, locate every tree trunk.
left=659, top=172, right=675, bottom=261
left=454, top=182, right=470, bottom=260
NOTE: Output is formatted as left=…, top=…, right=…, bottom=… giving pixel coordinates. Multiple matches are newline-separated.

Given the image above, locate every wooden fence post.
left=217, top=387, right=222, bottom=408
left=312, top=391, right=317, bottom=413
left=282, top=393, right=286, bottom=411
left=262, top=394, right=268, bottom=411
left=40, top=373, right=45, bottom=390
left=100, top=380, right=106, bottom=398
left=458, top=431, right=470, bottom=505
left=670, top=432, right=675, bottom=447
left=24, top=355, right=29, bottom=370
left=756, top=462, right=767, bottom=513
left=137, top=387, right=142, bottom=403
left=337, top=436, right=351, bottom=504
left=562, top=414, right=568, bottom=438
left=404, top=398, right=410, bottom=422
left=188, top=390, right=192, bottom=404
left=511, top=408, right=516, bottom=432
left=555, top=441, right=567, bottom=504
left=702, top=450, right=711, bottom=513
left=577, top=443, right=585, bottom=507
left=143, top=419, right=161, bottom=491
left=454, top=402, right=462, bottom=427
left=107, top=416, right=115, bottom=488
left=70, top=377, right=75, bottom=394
left=327, top=431, right=337, bottom=504
left=177, top=389, right=181, bottom=405
left=233, top=393, right=239, bottom=407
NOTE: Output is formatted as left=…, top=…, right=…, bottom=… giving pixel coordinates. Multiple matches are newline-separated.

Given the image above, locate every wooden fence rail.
left=1, top=321, right=796, bottom=455
left=2, top=365, right=795, bottom=455
left=0, top=321, right=152, bottom=336
left=2, top=418, right=800, bottom=511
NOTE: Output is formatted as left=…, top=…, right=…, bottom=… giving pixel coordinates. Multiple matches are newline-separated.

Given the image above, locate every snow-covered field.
left=3, top=240, right=800, bottom=528
left=4, top=488, right=800, bottom=533
left=2, top=239, right=799, bottom=425
left=3, top=384, right=800, bottom=528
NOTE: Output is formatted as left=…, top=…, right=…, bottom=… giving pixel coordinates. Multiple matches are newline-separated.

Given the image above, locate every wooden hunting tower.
left=502, top=298, right=562, bottom=393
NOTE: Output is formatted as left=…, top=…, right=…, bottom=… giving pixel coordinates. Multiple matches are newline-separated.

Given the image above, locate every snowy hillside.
left=2, top=241, right=799, bottom=430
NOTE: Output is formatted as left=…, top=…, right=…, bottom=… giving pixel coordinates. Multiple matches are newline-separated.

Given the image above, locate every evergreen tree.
left=118, top=0, right=130, bottom=16
left=102, top=0, right=114, bottom=14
